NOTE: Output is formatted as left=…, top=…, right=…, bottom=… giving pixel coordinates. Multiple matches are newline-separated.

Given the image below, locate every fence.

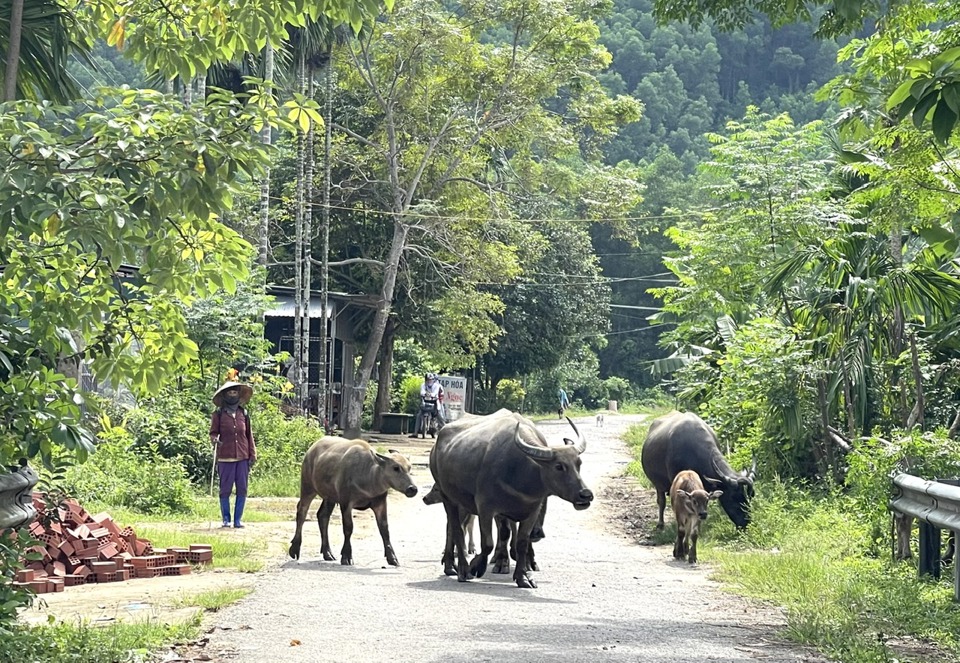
left=889, top=473, right=960, bottom=601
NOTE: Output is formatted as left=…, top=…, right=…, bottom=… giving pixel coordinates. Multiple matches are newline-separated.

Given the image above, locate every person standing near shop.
left=210, top=381, right=256, bottom=528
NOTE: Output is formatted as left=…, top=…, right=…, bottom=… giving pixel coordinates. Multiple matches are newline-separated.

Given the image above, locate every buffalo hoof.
left=341, top=557, right=354, bottom=566
left=386, top=555, right=400, bottom=567
left=469, top=555, right=487, bottom=579
left=528, top=560, right=539, bottom=572
left=288, top=547, right=300, bottom=560
left=444, top=563, right=458, bottom=576
left=491, top=556, right=510, bottom=574
left=530, top=526, right=545, bottom=542
left=515, top=574, right=537, bottom=589
left=323, top=551, right=336, bottom=562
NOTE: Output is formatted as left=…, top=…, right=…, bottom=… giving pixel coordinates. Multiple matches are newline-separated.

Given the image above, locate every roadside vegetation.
left=625, top=421, right=960, bottom=663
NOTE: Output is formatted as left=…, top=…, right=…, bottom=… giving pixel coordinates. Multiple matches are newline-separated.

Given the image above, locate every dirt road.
left=198, top=414, right=827, bottom=663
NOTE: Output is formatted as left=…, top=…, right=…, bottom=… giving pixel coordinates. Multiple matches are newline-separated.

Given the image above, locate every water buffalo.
left=430, top=411, right=592, bottom=588
left=670, top=470, right=722, bottom=564
left=288, top=437, right=418, bottom=566
left=641, top=411, right=756, bottom=530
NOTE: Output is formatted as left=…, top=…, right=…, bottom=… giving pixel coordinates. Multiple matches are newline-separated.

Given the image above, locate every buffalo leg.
left=317, top=498, right=336, bottom=561
left=288, top=490, right=317, bottom=560
left=513, top=515, right=538, bottom=588
left=673, top=526, right=686, bottom=560
left=491, top=516, right=512, bottom=574
left=469, top=512, right=495, bottom=579
left=465, top=514, right=476, bottom=555
left=527, top=541, right=538, bottom=572
left=339, top=501, right=355, bottom=565
left=530, top=500, right=547, bottom=542
left=370, top=495, right=399, bottom=566
left=688, top=529, right=699, bottom=564
left=656, top=489, right=667, bottom=529
left=444, top=500, right=469, bottom=581
left=440, top=506, right=458, bottom=576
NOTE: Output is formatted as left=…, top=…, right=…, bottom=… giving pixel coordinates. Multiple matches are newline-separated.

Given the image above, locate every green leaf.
left=931, top=99, right=957, bottom=144
left=943, top=83, right=960, bottom=115
left=887, top=79, right=916, bottom=110
left=912, top=91, right=940, bottom=129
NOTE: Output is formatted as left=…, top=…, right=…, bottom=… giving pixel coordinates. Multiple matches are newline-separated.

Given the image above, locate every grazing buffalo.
left=670, top=470, right=722, bottom=564
left=641, top=411, right=756, bottom=530
left=288, top=437, right=418, bottom=566
left=430, top=411, right=592, bottom=588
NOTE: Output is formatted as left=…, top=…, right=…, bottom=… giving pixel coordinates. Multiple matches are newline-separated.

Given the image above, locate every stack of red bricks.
left=12, top=494, right=213, bottom=594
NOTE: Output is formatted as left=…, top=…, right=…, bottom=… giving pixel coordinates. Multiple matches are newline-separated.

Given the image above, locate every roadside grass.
left=132, top=525, right=264, bottom=573
left=621, top=420, right=960, bottom=662
left=175, top=587, right=253, bottom=612
left=250, top=465, right=301, bottom=497
left=4, top=614, right=201, bottom=663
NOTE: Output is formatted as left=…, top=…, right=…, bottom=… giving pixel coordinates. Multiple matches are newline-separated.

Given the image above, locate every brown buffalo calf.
left=289, top=437, right=418, bottom=566
left=670, top=470, right=722, bottom=564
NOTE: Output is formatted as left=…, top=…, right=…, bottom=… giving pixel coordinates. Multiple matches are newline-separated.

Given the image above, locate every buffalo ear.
left=676, top=489, right=691, bottom=499
left=387, top=448, right=402, bottom=455
left=372, top=451, right=390, bottom=466
left=708, top=490, right=723, bottom=500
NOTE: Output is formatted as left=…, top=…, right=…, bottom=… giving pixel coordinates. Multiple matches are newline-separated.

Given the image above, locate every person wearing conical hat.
left=209, top=381, right=256, bottom=528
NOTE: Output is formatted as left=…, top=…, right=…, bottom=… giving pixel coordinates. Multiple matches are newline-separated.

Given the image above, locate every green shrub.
left=401, top=375, right=424, bottom=414
left=846, top=428, right=960, bottom=556
left=247, top=381, right=322, bottom=477
left=0, top=527, right=38, bottom=633
left=64, top=425, right=195, bottom=514
left=122, top=387, right=212, bottom=485
left=495, top=379, right=525, bottom=411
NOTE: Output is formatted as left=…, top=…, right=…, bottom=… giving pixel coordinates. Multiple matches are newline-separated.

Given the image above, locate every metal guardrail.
left=889, top=473, right=960, bottom=601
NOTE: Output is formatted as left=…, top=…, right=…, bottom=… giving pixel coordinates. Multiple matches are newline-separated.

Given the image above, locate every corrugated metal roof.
left=264, top=295, right=334, bottom=318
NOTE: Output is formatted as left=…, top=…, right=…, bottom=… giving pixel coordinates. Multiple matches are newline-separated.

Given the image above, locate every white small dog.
left=596, top=412, right=605, bottom=427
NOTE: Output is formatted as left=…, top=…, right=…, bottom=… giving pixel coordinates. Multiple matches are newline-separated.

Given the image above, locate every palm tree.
left=1, top=0, right=88, bottom=102
left=766, top=220, right=960, bottom=440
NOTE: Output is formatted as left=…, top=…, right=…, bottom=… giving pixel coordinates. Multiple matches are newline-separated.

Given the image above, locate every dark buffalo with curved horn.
left=641, top=411, right=756, bottom=530
left=430, top=411, right=592, bottom=588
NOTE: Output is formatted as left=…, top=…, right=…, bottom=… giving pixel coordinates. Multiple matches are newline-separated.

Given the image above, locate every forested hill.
left=598, top=0, right=844, bottom=172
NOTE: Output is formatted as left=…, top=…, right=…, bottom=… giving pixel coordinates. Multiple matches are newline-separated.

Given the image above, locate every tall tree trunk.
left=258, top=42, right=275, bottom=267
left=816, top=376, right=832, bottom=480
left=197, top=73, right=206, bottom=103
left=841, top=362, right=856, bottom=440
left=318, top=48, right=333, bottom=428
left=302, top=58, right=315, bottom=416
left=3, top=0, right=24, bottom=102
left=373, top=318, right=396, bottom=432
left=293, top=48, right=307, bottom=412
left=909, top=331, right=924, bottom=431
left=341, top=221, right=408, bottom=437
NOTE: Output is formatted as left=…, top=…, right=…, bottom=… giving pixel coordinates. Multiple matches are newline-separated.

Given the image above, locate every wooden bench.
left=379, top=412, right=415, bottom=435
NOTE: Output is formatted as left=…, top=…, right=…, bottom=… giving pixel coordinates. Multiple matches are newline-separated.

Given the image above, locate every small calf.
left=595, top=413, right=604, bottom=427
left=670, top=470, right=722, bottom=564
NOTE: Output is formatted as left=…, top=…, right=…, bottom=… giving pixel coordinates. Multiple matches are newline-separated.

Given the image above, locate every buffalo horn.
left=747, top=456, right=757, bottom=481
left=564, top=416, right=587, bottom=454
left=513, top=423, right=554, bottom=460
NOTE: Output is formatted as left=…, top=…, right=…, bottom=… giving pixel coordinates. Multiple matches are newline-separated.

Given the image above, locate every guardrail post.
left=918, top=521, right=941, bottom=580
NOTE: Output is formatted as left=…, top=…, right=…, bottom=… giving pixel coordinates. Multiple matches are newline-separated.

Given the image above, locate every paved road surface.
left=203, top=413, right=826, bottom=663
